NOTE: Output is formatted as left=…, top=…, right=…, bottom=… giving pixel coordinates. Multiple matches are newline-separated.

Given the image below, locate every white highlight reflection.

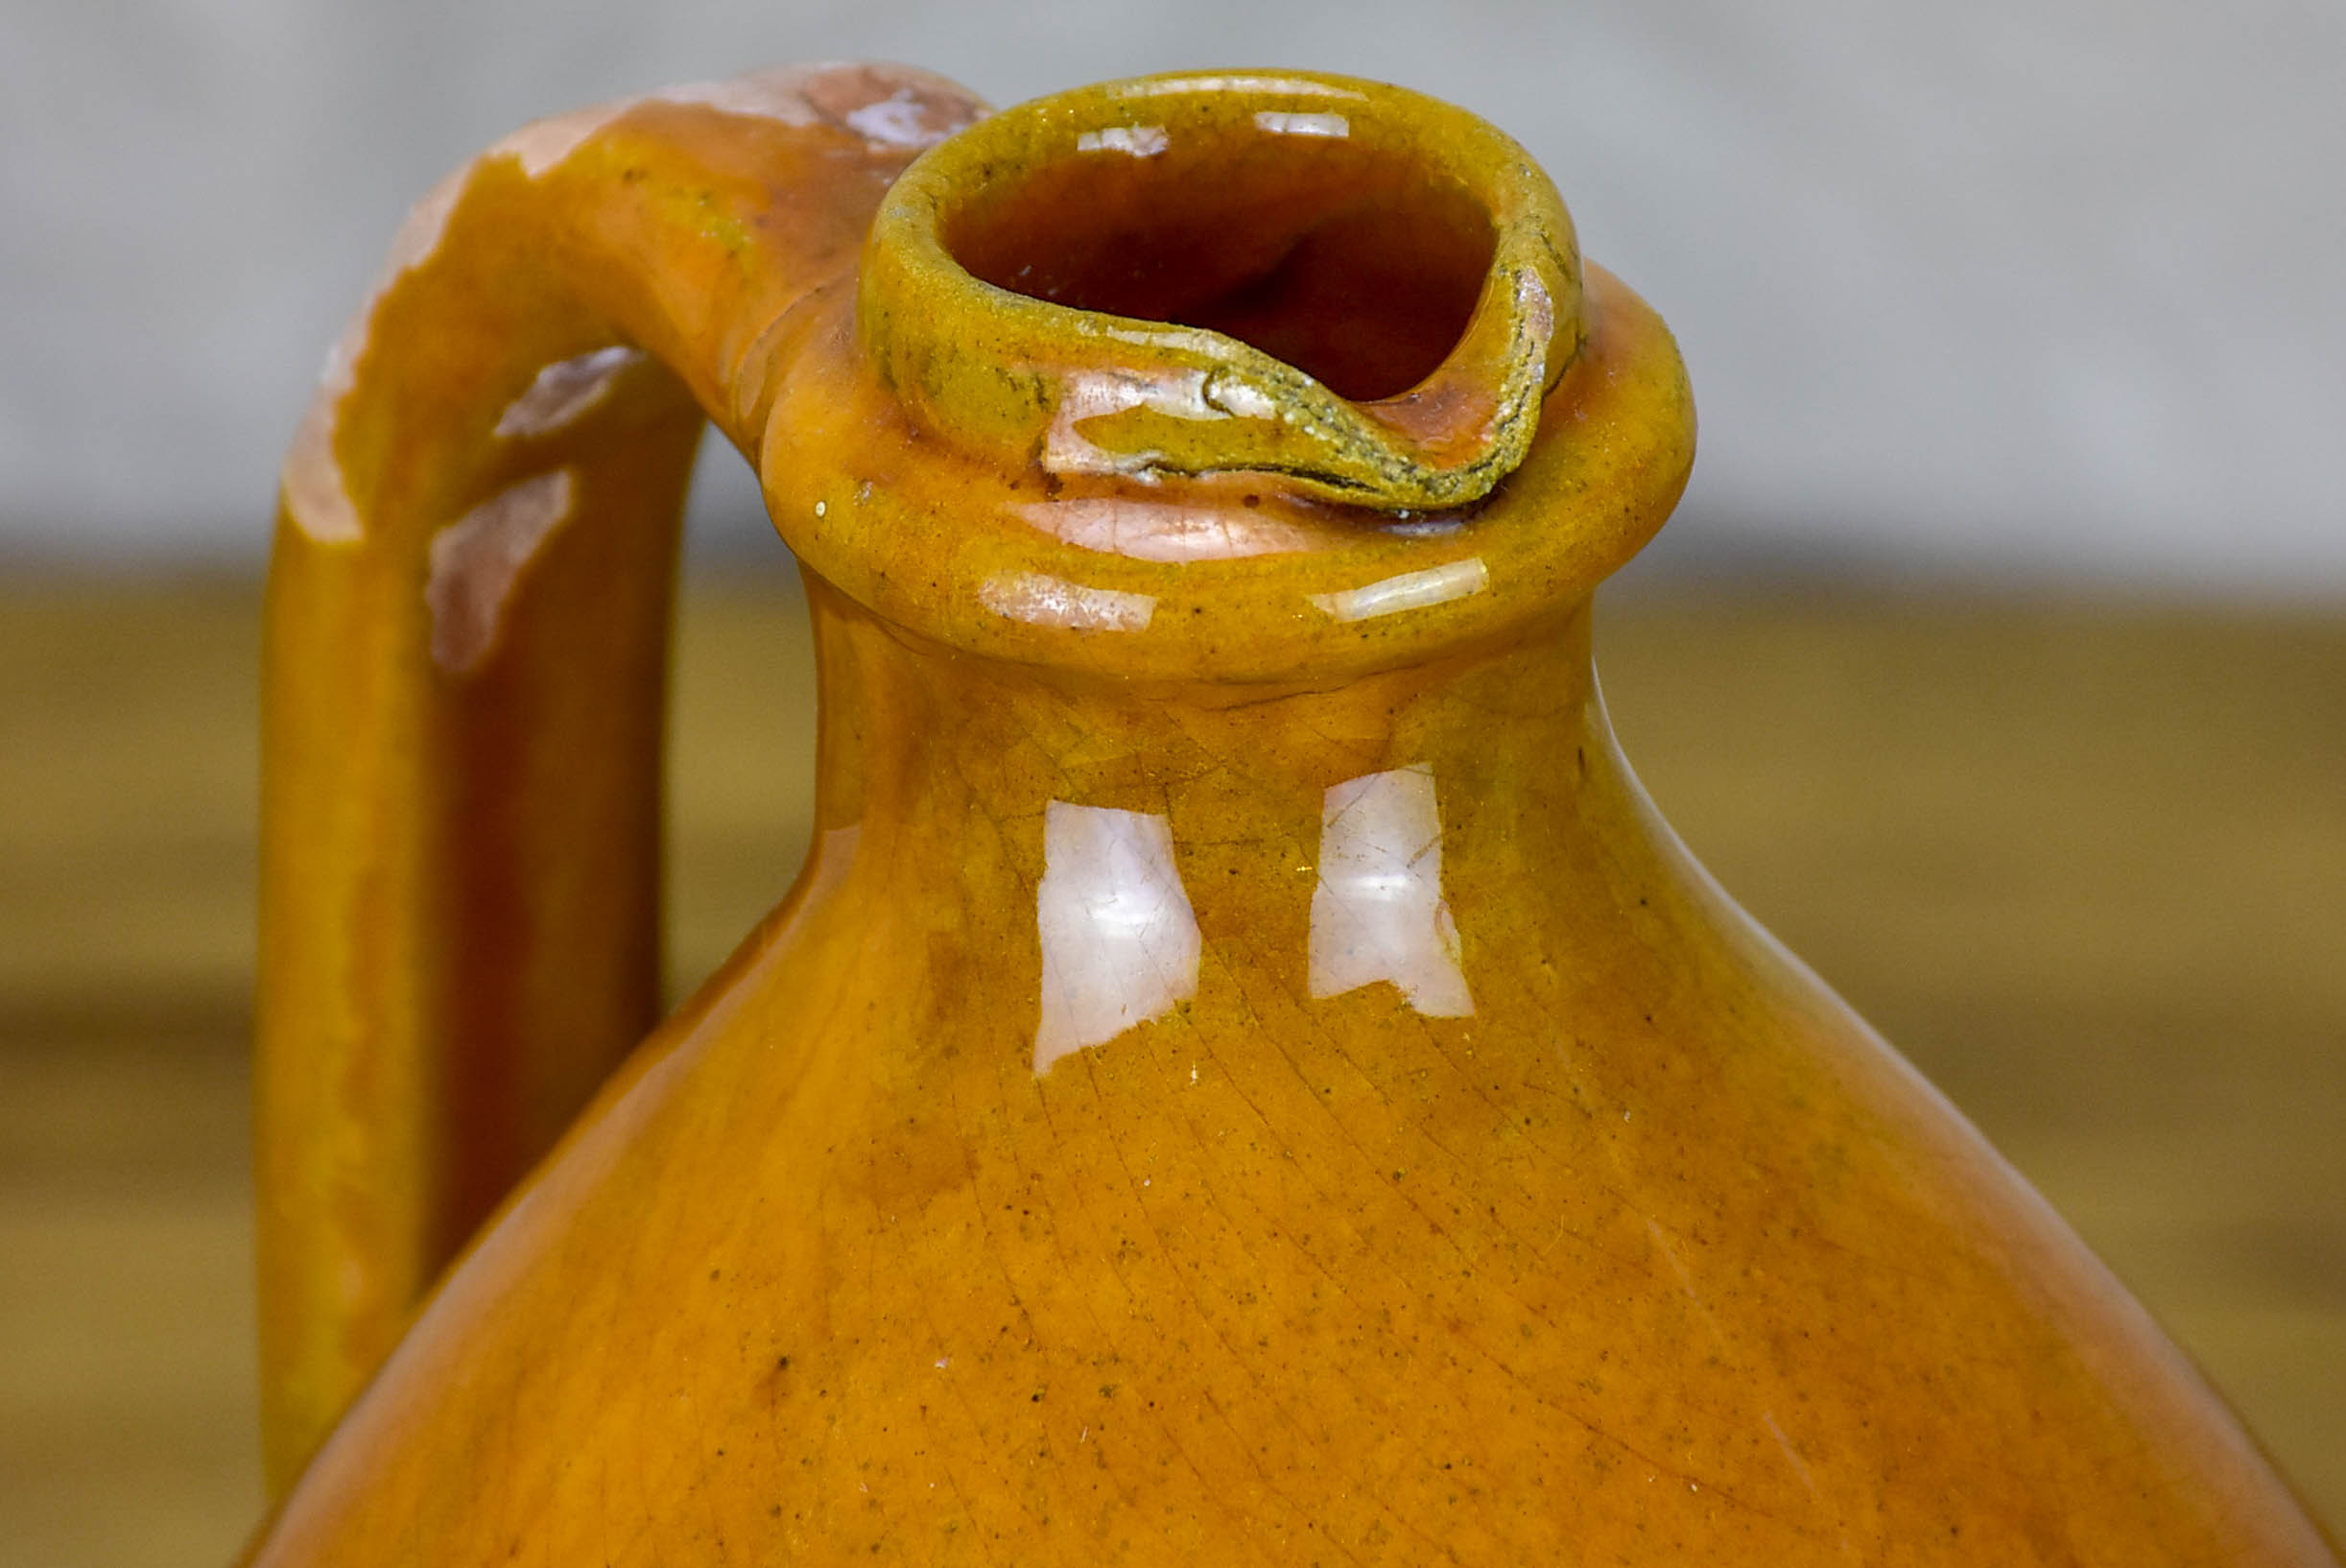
left=1128, top=76, right=1364, bottom=102
left=1044, top=367, right=1221, bottom=476
left=1254, top=110, right=1349, bottom=138
left=1309, top=766, right=1472, bottom=1016
left=980, top=570, right=1154, bottom=631
left=1309, top=557, right=1489, bottom=622
left=1014, top=498, right=1316, bottom=562
left=1077, top=125, right=1169, bottom=157
left=1034, top=803, right=1200, bottom=1073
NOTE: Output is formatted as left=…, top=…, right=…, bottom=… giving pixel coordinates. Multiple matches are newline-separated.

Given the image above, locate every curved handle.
left=254, top=63, right=983, bottom=1492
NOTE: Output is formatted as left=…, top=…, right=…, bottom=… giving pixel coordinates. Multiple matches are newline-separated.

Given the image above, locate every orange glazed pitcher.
left=252, top=62, right=2338, bottom=1565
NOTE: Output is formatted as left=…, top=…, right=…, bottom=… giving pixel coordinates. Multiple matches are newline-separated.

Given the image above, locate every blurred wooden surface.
left=3, top=577, right=2339, bottom=1564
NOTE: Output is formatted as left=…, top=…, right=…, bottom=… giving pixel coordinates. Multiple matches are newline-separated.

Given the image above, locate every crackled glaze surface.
left=252, top=63, right=2337, bottom=1565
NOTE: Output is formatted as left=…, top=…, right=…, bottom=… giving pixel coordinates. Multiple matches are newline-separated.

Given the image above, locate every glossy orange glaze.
left=253, top=64, right=2338, bottom=1564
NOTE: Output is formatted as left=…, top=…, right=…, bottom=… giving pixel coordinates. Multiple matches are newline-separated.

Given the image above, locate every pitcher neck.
left=803, top=572, right=1619, bottom=889
left=795, top=575, right=1658, bottom=1073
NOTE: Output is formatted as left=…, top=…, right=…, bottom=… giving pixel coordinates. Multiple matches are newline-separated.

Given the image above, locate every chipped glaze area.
left=277, top=340, right=367, bottom=544
left=493, top=346, right=645, bottom=440
left=837, top=87, right=952, bottom=147
left=279, top=168, right=468, bottom=543
left=492, top=62, right=983, bottom=181
left=422, top=468, right=578, bottom=673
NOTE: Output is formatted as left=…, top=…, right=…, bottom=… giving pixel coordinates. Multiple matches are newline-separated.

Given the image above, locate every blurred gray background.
left=3, top=0, right=2341, bottom=583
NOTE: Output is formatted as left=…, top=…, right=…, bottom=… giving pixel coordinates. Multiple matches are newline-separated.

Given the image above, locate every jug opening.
left=857, top=74, right=1586, bottom=511
left=943, top=131, right=1496, bottom=403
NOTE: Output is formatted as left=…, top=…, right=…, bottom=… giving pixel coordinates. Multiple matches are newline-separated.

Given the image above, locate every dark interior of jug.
left=944, top=122, right=1495, bottom=403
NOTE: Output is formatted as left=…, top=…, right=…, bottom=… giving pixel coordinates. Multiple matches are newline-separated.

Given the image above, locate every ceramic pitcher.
left=251, top=62, right=2338, bottom=1565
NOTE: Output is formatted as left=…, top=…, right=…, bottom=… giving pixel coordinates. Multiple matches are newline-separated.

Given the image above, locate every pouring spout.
left=857, top=72, right=1585, bottom=511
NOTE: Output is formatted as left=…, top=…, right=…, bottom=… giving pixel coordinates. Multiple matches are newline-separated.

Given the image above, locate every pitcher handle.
left=254, top=64, right=983, bottom=1492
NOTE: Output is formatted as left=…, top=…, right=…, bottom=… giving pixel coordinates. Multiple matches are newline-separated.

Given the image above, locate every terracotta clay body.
left=251, top=64, right=2338, bottom=1565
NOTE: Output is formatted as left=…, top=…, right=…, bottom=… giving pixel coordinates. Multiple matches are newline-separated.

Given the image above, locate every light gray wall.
left=4, top=0, right=2341, bottom=585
